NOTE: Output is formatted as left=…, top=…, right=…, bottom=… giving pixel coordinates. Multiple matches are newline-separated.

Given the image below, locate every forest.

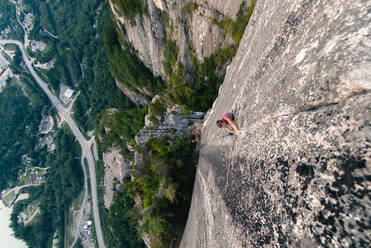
left=0, top=1, right=16, bottom=30
left=97, top=134, right=198, bottom=248
left=0, top=83, right=41, bottom=190
left=22, top=0, right=131, bottom=133
left=10, top=128, right=84, bottom=248
left=98, top=0, right=257, bottom=246
left=126, top=136, right=198, bottom=247
left=2, top=0, right=131, bottom=246
left=103, top=178, right=146, bottom=248
left=95, top=108, right=147, bottom=156
left=0, top=44, right=50, bottom=191
left=0, top=0, right=23, bottom=40
left=103, top=19, right=164, bottom=96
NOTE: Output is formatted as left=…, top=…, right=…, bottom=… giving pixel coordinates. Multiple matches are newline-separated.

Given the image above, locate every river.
left=0, top=201, right=27, bottom=248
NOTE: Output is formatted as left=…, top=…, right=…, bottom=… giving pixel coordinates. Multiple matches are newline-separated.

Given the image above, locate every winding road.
left=0, top=39, right=105, bottom=248
left=2, top=184, right=40, bottom=199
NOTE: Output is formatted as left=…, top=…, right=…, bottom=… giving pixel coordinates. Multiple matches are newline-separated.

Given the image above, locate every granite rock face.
left=115, top=80, right=148, bottom=107
left=103, top=148, right=130, bottom=209
left=135, top=110, right=204, bottom=147
left=181, top=0, right=371, bottom=247
left=108, top=0, right=242, bottom=78
left=109, top=0, right=165, bottom=76
left=133, top=109, right=203, bottom=173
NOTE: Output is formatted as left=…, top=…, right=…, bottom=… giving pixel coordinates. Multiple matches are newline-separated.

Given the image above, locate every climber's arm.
left=225, top=118, right=239, bottom=132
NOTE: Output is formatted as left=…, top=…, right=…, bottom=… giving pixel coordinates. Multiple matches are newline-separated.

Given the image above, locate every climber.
left=216, top=112, right=239, bottom=135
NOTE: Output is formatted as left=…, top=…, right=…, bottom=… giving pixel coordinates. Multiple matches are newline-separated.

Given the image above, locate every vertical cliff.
left=181, top=0, right=370, bottom=247
left=101, top=2, right=260, bottom=246
left=107, top=0, right=244, bottom=78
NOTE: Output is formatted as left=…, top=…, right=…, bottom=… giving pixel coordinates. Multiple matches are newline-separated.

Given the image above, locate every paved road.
left=0, top=39, right=106, bottom=248
left=24, top=208, right=40, bottom=225
left=2, top=184, right=40, bottom=198
left=69, top=156, right=89, bottom=248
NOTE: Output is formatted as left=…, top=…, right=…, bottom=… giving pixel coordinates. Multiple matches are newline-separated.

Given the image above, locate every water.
left=0, top=201, right=27, bottom=248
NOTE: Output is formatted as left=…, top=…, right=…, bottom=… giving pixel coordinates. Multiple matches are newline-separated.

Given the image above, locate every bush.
left=104, top=19, right=164, bottom=95
left=126, top=136, right=198, bottom=247
left=212, top=0, right=256, bottom=44
left=182, top=2, right=198, bottom=19
left=111, top=0, right=144, bottom=22
left=95, top=108, right=147, bottom=152
left=148, top=114, right=160, bottom=125
left=182, top=105, right=190, bottom=115
left=162, top=39, right=179, bottom=77
left=149, top=97, right=166, bottom=117
left=106, top=180, right=145, bottom=248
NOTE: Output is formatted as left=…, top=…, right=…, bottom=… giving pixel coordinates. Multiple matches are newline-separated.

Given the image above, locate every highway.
left=68, top=154, right=89, bottom=248
left=0, top=39, right=106, bottom=248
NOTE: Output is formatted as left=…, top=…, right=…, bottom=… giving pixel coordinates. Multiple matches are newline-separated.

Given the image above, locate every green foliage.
left=162, top=38, right=179, bottom=77
left=10, top=129, right=84, bottom=248
left=160, top=10, right=169, bottom=27
left=148, top=96, right=166, bottom=126
left=0, top=1, right=16, bottom=30
left=158, top=19, right=239, bottom=112
left=0, top=52, right=54, bottom=191
left=0, top=84, right=32, bottom=190
left=181, top=105, right=190, bottom=115
left=148, top=97, right=166, bottom=118
left=38, top=2, right=56, bottom=34
left=110, top=0, right=144, bottom=22
left=26, top=44, right=58, bottom=65
left=23, top=0, right=131, bottom=133
left=213, top=0, right=257, bottom=44
left=149, top=114, right=159, bottom=125
left=104, top=19, right=164, bottom=95
left=164, top=182, right=176, bottom=203
left=0, top=76, right=49, bottom=190
left=74, top=240, right=84, bottom=248
left=95, top=108, right=147, bottom=153
left=0, top=1, right=23, bottom=40
left=182, top=1, right=198, bottom=19
left=167, top=45, right=237, bottom=112
left=104, top=180, right=145, bottom=248
left=3, top=43, right=18, bottom=51
left=126, top=136, right=198, bottom=246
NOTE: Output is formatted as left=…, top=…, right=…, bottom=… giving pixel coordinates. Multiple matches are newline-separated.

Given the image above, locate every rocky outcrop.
left=134, top=109, right=203, bottom=167
left=103, top=148, right=130, bottom=208
left=136, top=109, right=203, bottom=146
left=181, top=0, right=370, bottom=247
left=199, top=0, right=244, bottom=19
left=108, top=0, right=243, bottom=78
left=131, top=103, right=203, bottom=169
left=115, top=80, right=148, bottom=107
left=187, top=0, right=237, bottom=61
left=109, top=0, right=165, bottom=76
